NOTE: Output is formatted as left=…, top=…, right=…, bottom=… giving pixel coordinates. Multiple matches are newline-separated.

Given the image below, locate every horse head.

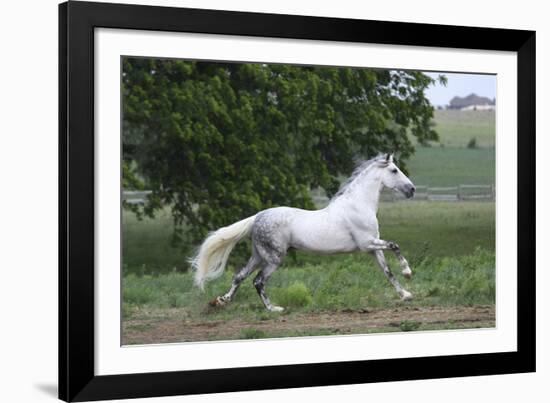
left=377, top=153, right=416, bottom=199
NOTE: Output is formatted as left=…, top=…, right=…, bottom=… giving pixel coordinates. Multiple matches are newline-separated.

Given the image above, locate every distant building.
left=460, top=104, right=495, bottom=111
left=447, top=93, right=495, bottom=110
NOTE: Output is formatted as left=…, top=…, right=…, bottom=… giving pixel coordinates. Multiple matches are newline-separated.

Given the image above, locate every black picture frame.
left=59, top=1, right=536, bottom=401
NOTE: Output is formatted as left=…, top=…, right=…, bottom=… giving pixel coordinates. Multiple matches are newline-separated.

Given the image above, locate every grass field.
left=122, top=201, right=495, bottom=343
left=407, top=147, right=495, bottom=186
left=123, top=207, right=188, bottom=272
left=123, top=246, right=495, bottom=343
left=123, top=246, right=495, bottom=315
left=430, top=109, right=495, bottom=148
left=123, top=201, right=495, bottom=273
left=405, top=109, right=495, bottom=187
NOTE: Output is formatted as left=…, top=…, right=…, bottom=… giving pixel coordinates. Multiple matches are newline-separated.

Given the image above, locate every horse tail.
left=190, top=215, right=257, bottom=290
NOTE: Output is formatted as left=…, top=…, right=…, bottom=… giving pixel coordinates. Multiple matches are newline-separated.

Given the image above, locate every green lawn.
left=403, top=109, right=496, bottom=187
left=123, top=201, right=494, bottom=275
left=123, top=247, right=495, bottom=327
left=379, top=200, right=494, bottom=257
left=122, top=201, right=495, bottom=341
left=407, top=146, right=495, bottom=187
left=123, top=207, right=190, bottom=272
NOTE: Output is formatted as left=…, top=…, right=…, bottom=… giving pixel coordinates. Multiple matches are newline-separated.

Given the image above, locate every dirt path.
left=123, top=305, right=495, bottom=345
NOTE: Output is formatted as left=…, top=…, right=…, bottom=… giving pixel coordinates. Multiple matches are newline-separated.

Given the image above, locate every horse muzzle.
left=402, top=184, right=416, bottom=199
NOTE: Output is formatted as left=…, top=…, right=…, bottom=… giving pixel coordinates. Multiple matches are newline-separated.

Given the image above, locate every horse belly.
left=289, top=219, right=357, bottom=254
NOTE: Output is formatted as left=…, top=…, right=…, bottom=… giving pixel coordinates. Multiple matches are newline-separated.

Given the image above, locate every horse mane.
left=331, top=154, right=386, bottom=200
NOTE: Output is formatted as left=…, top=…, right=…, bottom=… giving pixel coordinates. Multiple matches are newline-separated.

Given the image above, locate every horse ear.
left=385, top=153, right=393, bottom=162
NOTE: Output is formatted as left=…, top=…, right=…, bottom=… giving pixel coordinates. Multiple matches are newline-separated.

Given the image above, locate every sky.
left=423, top=72, right=496, bottom=107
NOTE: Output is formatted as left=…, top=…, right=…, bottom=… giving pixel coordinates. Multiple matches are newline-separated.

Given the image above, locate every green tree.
left=122, top=58, right=442, bottom=249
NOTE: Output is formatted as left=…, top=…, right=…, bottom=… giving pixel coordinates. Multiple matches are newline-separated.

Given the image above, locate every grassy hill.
left=404, top=109, right=495, bottom=186
left=430, top=109, right=495, bottom=148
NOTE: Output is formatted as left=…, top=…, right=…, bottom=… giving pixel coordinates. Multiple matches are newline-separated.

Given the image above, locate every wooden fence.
left=124, top=185, right=495, bottom=206
left=380, top=184, right=495, bottom=202
left=122, top=190, right=152, bottom=205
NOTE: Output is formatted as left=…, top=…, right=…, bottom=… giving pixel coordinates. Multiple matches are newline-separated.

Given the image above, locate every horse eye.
left=391, top=168, right=398, bottom=174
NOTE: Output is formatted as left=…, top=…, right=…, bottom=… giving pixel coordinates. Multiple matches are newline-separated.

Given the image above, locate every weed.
left=240, top=328, right=267, bottom=339
left=400, top=320, right=421, bottom=332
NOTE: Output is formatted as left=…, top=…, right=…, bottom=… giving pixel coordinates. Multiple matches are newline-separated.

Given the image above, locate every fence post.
left=457, top=185, right=461, bottom=200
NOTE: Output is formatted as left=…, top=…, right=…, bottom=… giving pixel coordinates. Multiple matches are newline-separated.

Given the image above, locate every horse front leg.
left=370, top=239, right=412, bottom=279
left=371, top=250, right=413, bottom=301
left=387, top=241, right=412, bottom=279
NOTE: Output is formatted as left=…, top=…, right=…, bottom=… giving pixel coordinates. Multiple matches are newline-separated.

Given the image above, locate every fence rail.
left=124, top=185, right=495, bottom=206
left=122, top=190, right=152, bottom=205
left=380, top=184, right=494, bottom=202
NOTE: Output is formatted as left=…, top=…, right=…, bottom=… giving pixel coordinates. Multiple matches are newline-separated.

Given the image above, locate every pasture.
left=429, top=109, right=495, bottom=148
left=407, top=147, right=495, bottom=187
left=122, top=201, right=495, bottom=274
left=122, top=201, right=495, bottom=343
left=407, top=109, right=495, bottom=187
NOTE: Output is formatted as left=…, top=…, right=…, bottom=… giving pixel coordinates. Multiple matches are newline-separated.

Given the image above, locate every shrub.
left=240, top=328, right=267, bottom=339
left=467, top=137, right=478, bottom=149
left=400, top=320, right=421, bottom=332
left=276, top=282, right=313, bottom=308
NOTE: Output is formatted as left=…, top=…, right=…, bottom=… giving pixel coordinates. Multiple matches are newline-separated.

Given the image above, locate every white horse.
left=191, top=153, right=416, bottom=312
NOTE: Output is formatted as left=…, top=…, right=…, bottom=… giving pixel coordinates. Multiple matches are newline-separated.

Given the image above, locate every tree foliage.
left=122, top=58, right=440, bottom=246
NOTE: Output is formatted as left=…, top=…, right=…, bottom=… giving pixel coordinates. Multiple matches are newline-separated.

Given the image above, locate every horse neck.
left=355, top=170, right=383, bottom=210
left=334, top=168, right=383, bottom=212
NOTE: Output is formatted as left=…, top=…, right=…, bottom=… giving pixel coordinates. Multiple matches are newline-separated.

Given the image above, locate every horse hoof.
left=402, top=268, right=412, bottom=279
left=209, top=296, right=227, bottom=307
left=400, top=290, right=413, bottom=301
left=269, top=305, right=284, bottom=312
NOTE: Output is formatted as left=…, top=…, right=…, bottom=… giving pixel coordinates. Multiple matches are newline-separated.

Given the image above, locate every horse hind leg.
left=211, top=253, right=260, bottom=307
left=250, top=212, right=287, bottom=312
left=253, top=262, right=284, bottom=312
